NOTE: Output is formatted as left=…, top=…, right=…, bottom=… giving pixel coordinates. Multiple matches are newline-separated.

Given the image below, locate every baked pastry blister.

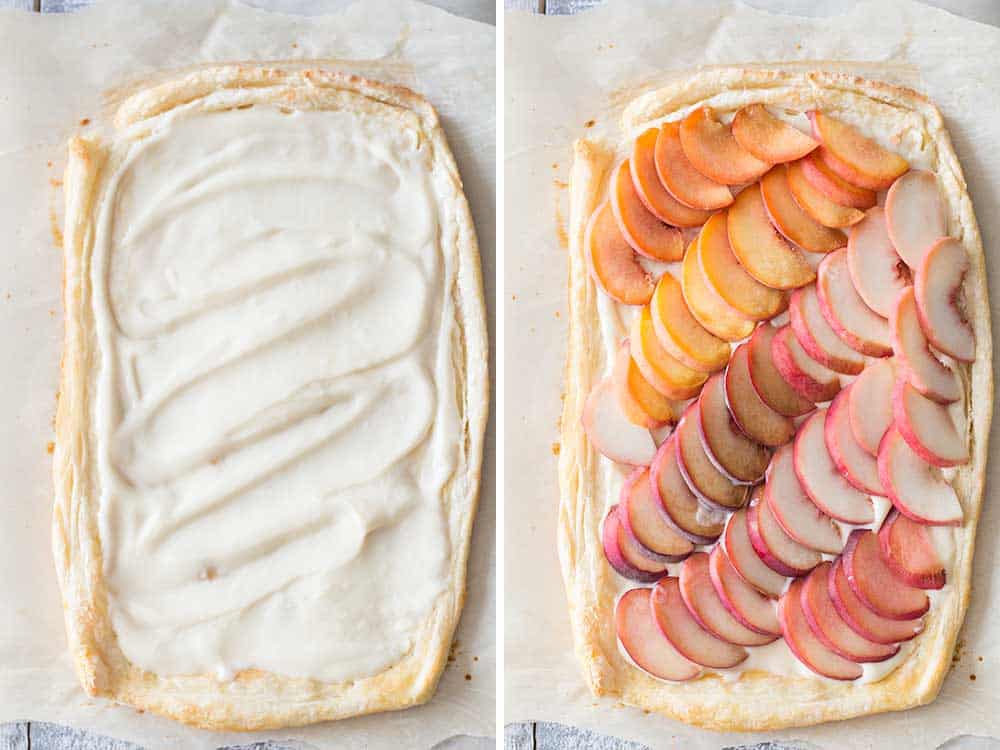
left=559, top=68, right=991, bottom=730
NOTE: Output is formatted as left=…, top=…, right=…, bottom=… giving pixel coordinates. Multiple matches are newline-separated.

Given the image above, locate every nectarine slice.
left=794, top=410, right=873, bottom=525
left=877, top=425, right=963, bottom=527
left=650, top=437, right=726, bottom=545
left=582, top=377, right=657, bottom=466
left=724, top=343, right=795, bottom=447
left=630, top=306, right=707, bottom=400
left=846, top=207, right=911, bottom=318
left=771, top=325, right=840, bottom=404
left=616, top=587, right=701, bottom=681
left=809, top=111, right=909, bottom=191
left=654, top=121, right=733, bottom=211
left=731, top=104, right=819, bottom=164
left=650, top=272, right=731, bottom=373
left=788, top=284, right=865, bottom=375
left=824, top=386, right=885, bottom=496
left=800, top=151, right=876, bottom=210
left=885, top=170, right=947, bottom=269
left=915, top=237, right=975, bottom=362
left=722, top=507, right=787, bottom=598
left=828, top=558, right=923, bottom=645
left=585, top=201, right=655, bottom=305
left=892, top=378, right=968, bottom=468
left=786, top=158, right=865, bottom=228
left=679, top=106, right=771, bottom=185
left=674, top=402, right=747, bottom=511
left=890, top=286, right=962, bottom=404
left=698, top=373, right=771, bottom=484
left=611, top=159, right=684, bottom=261
left=746, top=324, right=815, bottom=418
left=780, top=578, right=863, bottom=681
left=746, top=488, right=822, bottom=577
left=631, top=127, right=713, bottom=228
left=613, top=340, right=676, bottom=429
left=602, top=505, right=668, bottom=583
left=680, top=235, right=755, bottom=342
left=620, top=467, right=694, bottom=563
left=765, top=444, right=842, bottom=555
left=842, top=529, right=929, bottom=620
left=708, top=546, right=782, bottom=636
left=760, top=166, right=846, bottom=253
left=651, top=577, right=748, bottom=668
left=816, top=249, right=892, bottom=357
left=848, top=358, right=897, bottom=456
left=879, top=510, right=946, bottom=590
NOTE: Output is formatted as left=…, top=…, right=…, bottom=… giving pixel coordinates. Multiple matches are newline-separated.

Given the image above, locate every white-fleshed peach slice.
left=877, top=425, right=963, bottom=526
left=771, top=325, right=841, bottom=404
left=746, top=488, right=822, bottom=577
left=680, top=552, right=777, bottom=647
left=722, top=507, right=788, bottom=598
left=789, top=284, right=865, bottom=375
left=630, top=306, right=708, bottom=400
left=914, top=237, right=975, bottom=362
left=765, top=445, right=843, bottom=555
left=709, top=546, right=782, bottom=636
left=585, top=201, right=655, bottom=305
left=893, top=378, right=968, bottom=467
left=786, top=158, right=865, bottom=228
left=885, top=170, right=947, bottom=268
left=825, top=386, right=885, bottom=496
left=650, top=272, right=731, bottom=373
left=681, top=235, right=756, bottom=342
left=808, top=111, right=909, bottom=191
left=620, top=467, right=695, bottom=563
left=611, top=159, right=685, bottom=261
left=780, top=578, right=863, bottom=680
left=848, top=358, right=896, bottom=456
left=654, top=121, right=733, bottom=211
left=725, top=343, right=795, bottom=447
left=846, top=207, right=911, bottom=318
left=602, top=505, right=669, bottom=583
left=582, top=377, right=657, bottom=466
left=828, top=558, right=923, bottom=644
left=674, top=402, right=748, bottom=511
left=793, top=410, right=873, bottom=524
left=650, top=437, right=726, bottom=545
left=679, top=106, right=771, bottom=185
left=890, top=286, right=962, bottom=404
left=842, top=529, right=929, bottom=621
left=613, top=341, right=676, bottom=429
left=631, top=127, right=714, bottom=228
left=747, top=324, right=816, bottom=418
left=616, top=588, right=702, bottom=681
left=816, top=249, right=892, bottom=357
left=760, top=166, right=847, bottom=253
left=698, top=373, right=771, bottom=484
left=651, top=577, right=748, bottom=668
left=799, top=151, right=877, bottom=210
left=878, top=509, right=946, bottom=590
left=731, top=104, right=819, bottom=163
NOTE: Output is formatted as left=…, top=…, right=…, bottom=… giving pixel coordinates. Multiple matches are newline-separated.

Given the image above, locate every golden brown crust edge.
left=53, top=65, right=489, bottom=731
left=557, top=67, right=993, bottom=731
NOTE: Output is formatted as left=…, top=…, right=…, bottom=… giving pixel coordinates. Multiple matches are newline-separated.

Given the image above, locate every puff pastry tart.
left=559, top=68, right=992, bottom=730
left=53, top=66, right=487, bottom=730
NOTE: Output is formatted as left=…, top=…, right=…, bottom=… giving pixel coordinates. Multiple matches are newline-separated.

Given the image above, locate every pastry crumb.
left=464, top=673, right=471, bottom=681
left=584, top=119, right=595, bottom=128
left=79, top=118, right=90, bottom=126
left=551, top=442, right=560, bottom=456
left=46, top=442, right=54, bottom=454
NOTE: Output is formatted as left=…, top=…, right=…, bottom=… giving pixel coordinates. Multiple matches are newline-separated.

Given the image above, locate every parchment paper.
left=504, top=1, right=1000, bottom=747
left=0, top=1, right=495, bottom=747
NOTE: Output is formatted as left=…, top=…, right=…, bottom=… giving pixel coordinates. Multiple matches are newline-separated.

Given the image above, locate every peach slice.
left=679, top=106, right=771, bottom=185
left=842, top=529, right=929, bottom=621
left=915, top=237, right=976, bottom=362
left=789, top=284, right=865, bottom=375
left=724, top=343, right=795, bottom=447
left=613, top=341, right=675, bottom=429
left=651, top=577, right=748, bottom=668
left=793, top=410, right=873, bottom=524
left=801, top=563, right=899, bottom=663
left=610, top=159, right=685, bottom=261
left=697, top=211, right=787, bottom=320
left=828, top=558, right=923, bottom=645
left=885, top=170, right=947, bottom=268
left=620, top=467, right=695, bottom=563
left=786, top=159, right=865, bottom=229
left=816, top=249, right=892, bottom=357
left=708, top=546, right=782, bottom=636
left=680, top=552, right=777, bottom=647
left=674, top=402, right=748, bottom=511
left=650, top=272, right=731, bottom=373
left=760, top=166, right=847, bottom=253
left=681, top=235, right=756, bottom=342
left=650, top=437, right=726, bottom=545
left=765, top=444, right=842, bottom=555
left=825, top=386, right=885, bottom=496
left=771, top=325, right=841, bottom=404
left=878, top=510, right=946, bottom=590
left=877, top=425, right=963, bottom=526
left=746, top=488, right=822, bottom=578
left=800, top=151, right=877, bottom=210
left=631, top=128, right=714, bottom=228
left=698, top=373, right=771, bottom=484
left=582, top=377, right=657, bottom=466
left=747, top=324, right=815, bottom=417
left=585, top=201, right=655, bottom=305
left=890, top=286, right=962, bottom=404
left=630, top=306, right=708, bottom=400
left=808, top=111, right=909, bottom=191
left=616, top=587, right=702, bottom=681
left=602, top=505, right=669, bottom=583
left=654, top=121, right=733, bottom=211
left=893, top=378, right=968, bottom=467
left=780, top=578, right=863, bottom=680
left=727, top=184, right=816, bottom=290
left=846, top=207, right=911, bottom=318
left=722, top=507, right=788, bottom=598
left=731, top=104, right=819, bottom=163
left=848, top=358, right=896, bottom=456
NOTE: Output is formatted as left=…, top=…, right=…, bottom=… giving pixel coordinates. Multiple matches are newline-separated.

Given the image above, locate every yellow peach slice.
left=613, top=340, right=677, bottom=428
left=697, top=211, right=787, bottom=320
left=654, top=121, right=733, bottom=211
left=786, top=159, right=865, bottom=229
left=650, top=272, right=731, bottom=373
left=760, top=166, right=846, bottom=253
left=631, top=128, right=714, bottom=228
left=731, top=104, right=819, bottom=163
left=809, top=111, right=909, bottom=191
left=679, top=106, right=771, bottom=185
left=727, top=185, right=816, bottom=290
left=630, top=305, right=708, bottom=400
left=681, top=235, right=756, bottom=342
left=585, top=201, right=655, bottom=305
left=800, top=152, right=876, bottom=210
left=610, top=159, right=684, bottom=261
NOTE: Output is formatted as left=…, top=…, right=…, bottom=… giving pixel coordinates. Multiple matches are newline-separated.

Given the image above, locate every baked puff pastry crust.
left=558, top=68, right=992, bottom=730
left=53, top=66, right=488, bottom=730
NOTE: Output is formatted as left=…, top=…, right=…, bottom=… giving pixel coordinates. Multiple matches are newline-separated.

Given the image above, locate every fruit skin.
left=721, top=507, right=788, bottom=598
left=771, top=324, right=840, bottom=404
left=877, top=425, right=964, bottom=527
left=581, top=377, right=657, bottom=466
left=779, top=578, right=863, bottom=681
left=731, top=104, right=819, bottom=164
left=892, top=377, right=968, bottom=468
left=679, top=105, right=771, bottom=185
left=585, top=201, right=655, bottom=305
left=788, top=284, right=865, bottom=375
left=808, top=111, right=909, bottom=191
left=708, top=545, right=782, bottom=637
left=650, top=271, right=731, bottom=374
left=760, top=165, right=846, bottom=254
left=914, top=237, right=976, bottom=363
left=615, top=588, right=701, bottom=682
left=610, top=159, right=684, bottom=261
left=816, top=248, right=892, bottom=358
left=879, top=509, right=946, bottom=590
left=885, top=170, right=947, bottom=269
left=799, top=151, right=877, bottom=210
left=601, top=505, right=667, bottom=583
left=651, top=576, right=749, bottom=668
left=827, top=558, right=924, bottom=645
left=746, top=324, right=815, bottom=418
left=746, top=489, right=821, bottom=578
left=619, top=467, right=694, bottom=564
left=654, top=120, right=733, bottom=211
left=842, top=529, right=930, bottom=621
left=630, top=127, right=714, bottom=228
left=890, top=286, right=962, bottom=405
left=786, top=158, right=865, bottom=229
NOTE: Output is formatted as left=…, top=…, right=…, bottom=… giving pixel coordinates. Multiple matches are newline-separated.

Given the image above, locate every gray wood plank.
left=504, top=0, right=544, bottom=12
left=0, top=723, right=28, bottom=750
left=39, top=0, right=86, bottom=11
left=0, top=0, right=36, bottom=11
left=30, top=722, right=143, bottom=749
left=544, top=0, right=602, bottom=15
left=503, top=723, right=534, bottom=750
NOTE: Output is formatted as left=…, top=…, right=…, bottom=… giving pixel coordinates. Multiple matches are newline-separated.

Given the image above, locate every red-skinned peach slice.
left=915, top=237, right=975, bottom=362
left=724, top=343, right=795, bottom=447
left=849, top=358, right=896, bottom=456
left=885, top=170, right=947, bottom=268
left=654, top=121, right=733, bottom=211
left=747, top=324, right=815, bottom=417
left=698, top=373, right=772, bottom=484
left=816, top=249, right=891, bottom=357
left=786, top=158, right=865, bottom=228
left=842, top=529, right=929, bottom=620
left=893, top=378, right=968, bottom=467
left=809, top=111, right=909, bottom=191
left=794, top=410, right=873, bottom=524
left=631, top=128, right=714, bottom=228
left=731, top=104, right=819, bottom=163
left=585, top=201, right=655, bottom=305
left=679, top=106, right=771, bottom=185
left=602, top=505, right=669, bottom=583
left=681, top=235, right=756, bottom=342
left=650, top=437, right=726, bottom=545
left=630, top=306, right=708, bottom=400
left=650, top=272, right=731, bottom=373
left=582, top=377, right=657, bottom=466
left=780, top=578, right=863, bottom=680
left=708, top=546, right=782, bottom=636
left=771, top=325, right=841, bottom=403
left=611, top=159, right=685, bottom=261
left=727, top=185, right=816, bottom=290
left=680, top=552, right=777, bottom=647
left=674, top=402, right=748, bottom=511
left=722, top=507, right=788, bottom=598
left=828, top=558, right=923, bottom=644
left=616, top=588, right=702, bottom=681
left=613, top=341, right=675, bottom=429
left=789, top=284, right=865, bottom=375
left=620, top=467, right=695, bottom=563
left=890, top=286, right=962, bottom=404
left=760, top=166, right=847, bottom=253
left=800, top=151, right=877, bottom=210
left=878, top=509, right=946, bottom=590
left=746, top=488, right=822, bottom=577
left=697, top=211, right=787, bottom=320
left=824, top=386, right=885, bottom=496
left=651, top=577, right=748, bottom=668
left=877, top=425, right=963, bottom=526
left=801, top=563, right=899, bottom=663
left=846, top=207, right=911, bottom=318
left=764, top=444, right=843, bottom=555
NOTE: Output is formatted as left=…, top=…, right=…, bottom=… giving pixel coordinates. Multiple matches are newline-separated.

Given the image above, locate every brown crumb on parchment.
left=584, top=119, right=595, bottom=128
left=46, top=442, right=54, bottom=454
left=464, top=673, right=471, bottom=681
left=970, top=674, right=977, bottom=681
left=79, top=118, right=90, bottom=126
left=551, top=442, right=560, bottom=456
